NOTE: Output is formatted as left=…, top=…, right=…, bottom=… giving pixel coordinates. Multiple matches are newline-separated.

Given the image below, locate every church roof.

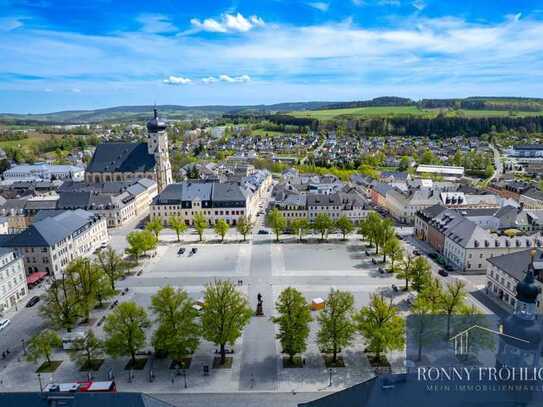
left=86, top=143, right=156, bottom=173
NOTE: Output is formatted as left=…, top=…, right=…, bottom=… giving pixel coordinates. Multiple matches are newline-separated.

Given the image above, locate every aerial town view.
left=1, top=1, right=543, bottom=406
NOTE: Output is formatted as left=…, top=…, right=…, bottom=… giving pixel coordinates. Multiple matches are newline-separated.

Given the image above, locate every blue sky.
left=1, top=0, right=543, bottom=113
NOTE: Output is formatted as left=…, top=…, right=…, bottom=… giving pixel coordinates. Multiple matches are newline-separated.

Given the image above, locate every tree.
left=236, top=215, right=254, bottom=241
left=151, top=286, right=200, bottom=363
left=26, top=330, right=62, bottom=365
left=313, top=213, right=334, bottom=241
left=169, top=215, right=188, bottom=242
left=359, top=212, right=381, bottom=249
left=438, top=280, right=467, bottom=338
left=70, top=330, right=104, bottom=375
left=375, top=218, right=395, bottom=261
left=40, top=275, right=80, bottom=331
left=335, top=216, right=354, bottom=240
left=383, top=238, right=403, bottom=273
left=201, top=280, right=252, bottom=365
left=214, top=219, right=230, bottom=242
left=317, top=289, right=356, bottom=364
left=396, top=255, right=414, bottom=291
left=272, top=287, right=312, bottom=363
left=398, top=156, right=410, bottom=171
left=410, top=296, right=437, bottom=361
left=267, top=208, right=286, bottom=242
left=145, top=218, right=164, bottom=240
left=104, top=301, right=150, bottom=366
left=291, top=218, right=310, bottom=242
left=410, top=256, right=432, bottom=292
left=355, top=295, right=405, bottom=363
left=193, top=212, right=208, bottom=242
left=96, top=247, right=126, bottom=291
left=66, top=258, right=110, bottom=322
left=419, top=278, right=443, bottom=313
left=126, top=230, right=157, bottom=263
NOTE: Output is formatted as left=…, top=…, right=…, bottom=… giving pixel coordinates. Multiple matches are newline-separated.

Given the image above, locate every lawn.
left=0, top=136, right=44, bottom=150
left=251, top=128, right=286, bottom=137
left=289, top=106, right=543, bottom=120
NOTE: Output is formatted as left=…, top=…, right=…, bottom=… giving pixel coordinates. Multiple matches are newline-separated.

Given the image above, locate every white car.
left=0, top=319, right=10, bottom=332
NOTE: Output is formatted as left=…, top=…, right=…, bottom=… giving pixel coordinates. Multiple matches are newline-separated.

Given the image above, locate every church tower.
left=147, top=108, right=173, bottom=192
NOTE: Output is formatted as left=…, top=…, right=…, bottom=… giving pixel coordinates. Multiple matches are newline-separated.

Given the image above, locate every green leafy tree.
left=126, top=230, right=157, bottom=262
left=383, top=238, right=403, bottom=273
left=313, top=213, right=334, bottom=241
left=169, top=215, right=188, bottom=242
left=291, top=218, right=310, bottom=242
left=236, top=215, right=254, bottom=241
left=151, top=286, right=200, bottom=363
left=355, top=295, right=405, bottom=362
left=70, top=330, right=104, bottom=374
left=145, top=218, right=164, bottom=240
left=267, top=208, right=286, bottom=242
left=410, top=256, right=432, bottom=292
left=376, top=218, right=395, bottom=261
left=335, top=216, right=354, bottom=240
left=193, top=212, right=208, bottom=242
left=398, top=156, right=411, bottom=171
left=396, top=255, right=414, bottom=291
left=214, top=219, right=230, bottom=242
left=359, top=212, right=381, bottom=249
left=410, top=296, right=438, bottom=361
left=26, top=330, right=62, bottom=365
left=40, top=275, right=80, bottom=331
left=272, top=287, right=312, bottom=363
left=419, top=278, right=444, bottom=313
left=96, top=247, right=127, bottom=292
left=201, top=280, right=252, bottom=365
left=66, top=258, right=111, bottom=321
left=438, top=280, right=467, bottom=338
left=104, top=301, right=150, bottom=366
left=317, top=289, right=356, bottom=364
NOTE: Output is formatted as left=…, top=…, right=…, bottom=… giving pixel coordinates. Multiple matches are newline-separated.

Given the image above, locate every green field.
left=0, top=136, right=44, bottom=150
left=250, top=128, right=286, bottom=137
left=290, top=106, right=543, bottom=120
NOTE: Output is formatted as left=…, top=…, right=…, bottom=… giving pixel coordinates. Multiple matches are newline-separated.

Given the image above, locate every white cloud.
left=219, top=75, right=251, bottom=83
left=163, top=75, right=192, bottom=85
left=352, top=0, right=364, bottom=6
left=137, top=14, right=177, bottom=34
left=71, top=88, right=81, bottom=93
left=190, top=13, right=265, bottom=33
left=0, top=17, right=25, bottom=32
left=412, top=0, right=426, bottom=11
left=201, top=76, right=219, bottom=84
left=307, top=2, right=330, bottom=12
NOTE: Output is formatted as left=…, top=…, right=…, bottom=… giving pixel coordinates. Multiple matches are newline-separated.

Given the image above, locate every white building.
left=3, top=163, right=85, bottom=182
left=2, top=209, right=109, bottom=278
left=0, top=248, right=27, bottom=313
left=416, top=164, right=464, bottom=180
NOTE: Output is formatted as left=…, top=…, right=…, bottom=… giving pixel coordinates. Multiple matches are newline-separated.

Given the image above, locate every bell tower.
left=146, top=108, right=173, bottom=192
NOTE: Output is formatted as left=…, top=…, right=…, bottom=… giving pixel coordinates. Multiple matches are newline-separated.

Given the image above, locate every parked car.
left=412, top=250, right=421, bottom=256
left=445, top=264, right=454, bottom=272
left=177, top=247, right=186, bottom=255
left=0, top=319, right=10, bottom=332
left=428, top=253, right=438, bottom=260
left=191, top=248, right=198, bottom=255
left=258, top=229, right=270, bottom=235
left=378, top=267, right=385, bottom=274
left=391, top=284, right=399, bottom=293
left=25, top=296, right=40, bottom=308
left=439, top=269, right=449, bottom=277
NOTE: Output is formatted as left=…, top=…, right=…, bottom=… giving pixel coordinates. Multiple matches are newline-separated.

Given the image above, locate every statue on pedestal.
left=256, top=293, right=264, bottom=316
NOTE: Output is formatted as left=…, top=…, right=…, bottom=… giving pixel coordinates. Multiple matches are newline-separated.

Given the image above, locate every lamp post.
left=328, top=368, right=333, bottom=387
left=182, top=369, right=187, bottom=388
left=37, top=373, right=43, bottom=392
left=21, top=339, right=26, bottom=356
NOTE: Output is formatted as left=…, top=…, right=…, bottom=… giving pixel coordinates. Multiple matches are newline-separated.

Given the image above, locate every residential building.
left=274, top=191, right=370, bottom=223
left=57, top=178, right=157, bottom=227
left=85, top=109, right=172, bottom=192
left=415, top=164, right=464, bottom=180
left=519, top=188, right=543, bottom=209
left=150, top=181, right=252, bottom=226
left=507, top=144, right=543, bottom=158
left=3, top=163, right=84, bottom=182
left=1, top=209, right=109, bottom=277
left=486, top=248, right=543, bottom=311
left=0, top=248, right=27, bottom=313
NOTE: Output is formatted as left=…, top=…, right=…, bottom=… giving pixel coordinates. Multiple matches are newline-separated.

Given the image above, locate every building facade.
left=2, top=210, right=109, bottom=278
left=3, top=164, right=84, bottom=182
left=0, top=248, right=27, bottom=313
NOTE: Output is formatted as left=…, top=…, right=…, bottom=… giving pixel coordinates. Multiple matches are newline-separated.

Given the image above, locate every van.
left=62, top=331, right=86, bottom=350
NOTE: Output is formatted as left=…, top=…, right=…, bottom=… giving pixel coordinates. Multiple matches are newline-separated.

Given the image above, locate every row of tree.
left=29, top=280, right=253, bottom=372
left=267, top=209, right=356, bottom=242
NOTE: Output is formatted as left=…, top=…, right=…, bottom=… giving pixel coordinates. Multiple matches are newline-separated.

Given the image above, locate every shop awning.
left=26, top=271, right=47, bottom=285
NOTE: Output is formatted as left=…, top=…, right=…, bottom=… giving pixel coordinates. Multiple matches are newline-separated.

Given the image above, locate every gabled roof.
left=86, top=143, right=156, bottom=173
left=3, top=209, right=99, bottom=247
left=488, top=248, right=543, bottom=282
